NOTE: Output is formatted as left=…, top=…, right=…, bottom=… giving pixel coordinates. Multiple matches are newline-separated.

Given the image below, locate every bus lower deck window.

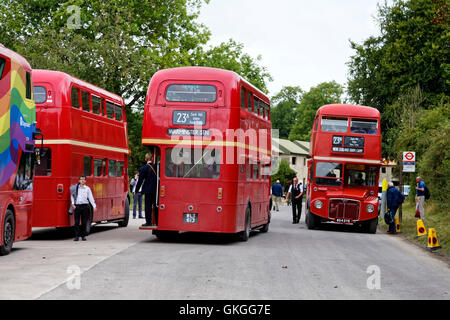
left=165, top=148, right=220, bottom=179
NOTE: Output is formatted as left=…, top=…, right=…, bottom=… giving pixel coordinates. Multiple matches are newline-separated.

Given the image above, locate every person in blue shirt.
left=415, top=176, right=426, bottom=220
left=271, top=180, right=283, bottom=211
left=387, top=182, right=404, bottom=234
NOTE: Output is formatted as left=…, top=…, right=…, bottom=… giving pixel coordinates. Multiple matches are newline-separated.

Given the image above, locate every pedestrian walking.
left=135, top=153, right=158, bottom=227
left=70, top=175, right=96, bottom=241
left=271, top=180, right=283, bottom=211
left=286, top=177, right=304, bottom=224
left=130, top=171, right=143, bottom=219
left=284, top=181, right=292, bottom=206
left=386, top=182, right=405, bottom=234
left=415, top=176, right=426, bottom=220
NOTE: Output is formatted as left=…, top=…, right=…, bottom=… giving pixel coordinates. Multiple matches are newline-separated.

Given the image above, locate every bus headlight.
left=314, top=200, right=323, bottom=209
left=366, top=204, right=374, bottom=213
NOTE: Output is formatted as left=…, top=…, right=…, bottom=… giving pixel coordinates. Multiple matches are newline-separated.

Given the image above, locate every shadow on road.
left=29, top=223, right=119, bottom=241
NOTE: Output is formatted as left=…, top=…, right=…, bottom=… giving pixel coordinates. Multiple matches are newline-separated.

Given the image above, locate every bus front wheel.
left=0, top=210, right=15, bottom=256
left=306, top=208, right=319, bottom=230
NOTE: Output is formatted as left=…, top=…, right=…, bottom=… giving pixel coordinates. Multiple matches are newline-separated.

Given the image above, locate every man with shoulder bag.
left=70, top=175, right=97, bottom=241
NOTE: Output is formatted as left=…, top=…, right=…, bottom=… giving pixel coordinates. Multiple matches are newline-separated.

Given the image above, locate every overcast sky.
left=198, top=0, right=384, bottom=96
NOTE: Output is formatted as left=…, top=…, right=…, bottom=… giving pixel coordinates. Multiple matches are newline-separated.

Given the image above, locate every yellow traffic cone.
left=427, top=228, right=441, bottom=251
left=395, top=217, right=401, bottom=234
left=416, top=220, right=427, bottom=238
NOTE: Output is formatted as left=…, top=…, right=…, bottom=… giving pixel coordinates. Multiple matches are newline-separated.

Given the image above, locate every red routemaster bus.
left=141, top=67, right=271, bottom=241
left=305, top=104, right=381, bottom=233
left=0, top=45, right=38, bottom=255
left=31, top=70, right=130, bottom=232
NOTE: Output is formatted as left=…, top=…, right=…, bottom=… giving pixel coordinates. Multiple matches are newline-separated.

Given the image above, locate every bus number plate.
left=183, top=213, right=198, bottom=224
left=335, top=218, right=353, bottom=224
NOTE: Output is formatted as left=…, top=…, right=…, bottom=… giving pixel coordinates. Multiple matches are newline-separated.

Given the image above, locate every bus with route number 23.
left=31, top=70, right=130, bottom=233
left=305, top=104, right=382, bottom=233
left=0, top=44, right=40, bottom=255
left=140, top=67, right=272, bottom=241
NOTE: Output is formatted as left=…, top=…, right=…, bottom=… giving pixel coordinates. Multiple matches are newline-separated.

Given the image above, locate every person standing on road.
left=387, top=182, right=404, bottom=234
left=130, top=171, right=143, bottom=219
left=70, top=175, right=97, bottom=241
left=271, top=180, right=283, bottom=211
left=286, top=177, right=304, bottom=224
left=135, top=153, right=158, bottom=227
left=415, top=176, right=426, bottom=220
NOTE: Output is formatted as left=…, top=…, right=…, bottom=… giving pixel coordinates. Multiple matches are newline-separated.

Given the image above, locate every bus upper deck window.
left=0, top=57, right=5, bottom=80
left=71, top=87, right=80, bottom=108
left=241, top=87, right=246, bottom=109
left=33, top=86, right=47, bottom=104
left=115, top=104, right=122, bottom=121
left=81, top=91, right=90, bottom=112
left=165, top=84, right=217, bottom=103
left=351, top=119, right=378, bottom=134
left=106, top=102, right=115, bottom=119
left=91, top=96, right=101, bottom=115
left=321, top=117, right=348, bottom=133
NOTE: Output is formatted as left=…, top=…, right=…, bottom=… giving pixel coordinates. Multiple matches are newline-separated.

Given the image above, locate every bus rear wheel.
left=1, top=210, right=15, bottom=256
left=238, top=207, right=251, bottom=242
left=118, top=198, right=130, bottom=227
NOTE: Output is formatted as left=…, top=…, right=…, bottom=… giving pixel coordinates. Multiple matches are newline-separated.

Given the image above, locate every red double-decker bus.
left=141, top=67, right=271, bottom=241
left=1, top=45, right=38, bottom=255
left=31, top=70, right=130, bottom=232
left=306, top=104, right=381, bottom=233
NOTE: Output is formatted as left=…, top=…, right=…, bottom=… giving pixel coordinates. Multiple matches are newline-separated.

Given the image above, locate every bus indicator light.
left=57, top=184, right=63, bottom=193
left=218, top=188, right=223, bottom=199
left=160, top=185, right=165, bottom=197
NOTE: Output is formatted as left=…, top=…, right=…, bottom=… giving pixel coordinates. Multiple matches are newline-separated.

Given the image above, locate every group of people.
left=271, top=178, right=305, bottom=224
left=385, top=176, right=426, bottom=234
left=69, top=152, right=159, bottom=242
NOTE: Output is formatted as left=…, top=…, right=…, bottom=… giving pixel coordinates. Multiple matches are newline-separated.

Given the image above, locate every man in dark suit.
left=135, top=153, right=158, bottom=227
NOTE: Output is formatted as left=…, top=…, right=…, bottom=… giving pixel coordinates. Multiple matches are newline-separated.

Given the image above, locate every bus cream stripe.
left=313, top=156, right=381, bottom=164
left=42, top=139, right=129, bottom=154
left=141, top=138, right=272, bottom=155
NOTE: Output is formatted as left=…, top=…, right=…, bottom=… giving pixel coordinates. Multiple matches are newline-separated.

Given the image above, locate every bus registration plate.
left=335, top=218, right=353, bottom=224
left=183, top=213, right=198, bottom=224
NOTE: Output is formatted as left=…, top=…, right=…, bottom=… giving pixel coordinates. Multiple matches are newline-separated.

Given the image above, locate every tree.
left=347, top=0, right=449, bottom=156
left=271, top=159, right=297, bottom=188
left=289, top=81, right=343, bottom=141
left=270, top=86, right=303, bottom=139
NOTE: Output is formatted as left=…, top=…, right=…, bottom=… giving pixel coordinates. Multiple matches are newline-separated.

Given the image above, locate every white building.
left=272, top=138, right=310, bottom=186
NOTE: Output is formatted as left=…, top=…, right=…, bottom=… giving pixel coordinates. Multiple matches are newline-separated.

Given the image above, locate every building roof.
left=272, top=138, right=309, bottom=156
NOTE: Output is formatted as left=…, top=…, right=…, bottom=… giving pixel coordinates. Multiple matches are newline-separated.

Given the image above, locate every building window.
left=292, top=157, right=296, bottom=165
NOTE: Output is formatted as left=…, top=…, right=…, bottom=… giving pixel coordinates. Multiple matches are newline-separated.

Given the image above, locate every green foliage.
left=270, top=86, right=303, bottom=139
left=289, top=81, right=343, bottom=141
left=271, top=159, right=297, bottom=188
left=347, top=0, right=449, bottom=156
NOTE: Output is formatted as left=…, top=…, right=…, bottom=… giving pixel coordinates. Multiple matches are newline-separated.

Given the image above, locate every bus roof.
left=149, top=67, right=269, bottom=102
left=0, top=45, right=32, bottom=71
left=317, top=104, right=380, bottom=118
left=33, top=69, right=123, bottom=104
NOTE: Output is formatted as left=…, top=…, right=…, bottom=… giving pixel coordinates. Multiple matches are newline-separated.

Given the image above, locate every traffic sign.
left=403, top=151, right=415, bottom=172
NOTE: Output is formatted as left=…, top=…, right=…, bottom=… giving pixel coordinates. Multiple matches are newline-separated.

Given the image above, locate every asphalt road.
left=1, top=204, right=449, bottom=300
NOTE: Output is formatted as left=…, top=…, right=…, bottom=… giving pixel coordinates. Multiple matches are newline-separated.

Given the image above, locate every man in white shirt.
left=286, top=177, right=304, bottom=224
left=71, top=175, right=96, bottom=241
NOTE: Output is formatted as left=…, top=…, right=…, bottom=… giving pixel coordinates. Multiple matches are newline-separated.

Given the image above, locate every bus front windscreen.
left=165, top=147, right=220, bottom=179
left=315, top=162, right=342, bottom=186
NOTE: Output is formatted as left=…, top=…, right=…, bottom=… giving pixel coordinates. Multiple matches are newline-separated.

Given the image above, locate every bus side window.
left=26, top=72, right=32, bottom=100
left=254, top=97, right=259, bottom=115
left=106, top=102, right=115, bottom=119
left=115, top=104, right=122, bottom=121
left=108, top=160, right=116, bottom=177
left=92, top=96, right=101, bottom=115
left=102, top=159, right=107, bottom=176
left=117, top=161, right=124, bottom=177
left=71, top=87, right=80, bottom=109
left=35, top=148, right=52, bottom=176
left=247, top=92, right=252, bottom=113
left=94, top=159, right=102, bottom=177
left=14, top=153, right=34, bottom=190
left=241, top=87, right=246, bottom=109
left=83, top=156, right=92, bottom=176
left=81, top=90, right=90, bottom=112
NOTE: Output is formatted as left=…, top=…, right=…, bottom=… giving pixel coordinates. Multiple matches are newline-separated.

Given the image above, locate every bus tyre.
left=118, top=198, right=130, bottom=227
left=0, top=210, right=15, bottom=256
left=306, top=209, right=318, bottom=230
left=239, top=207, right=251, bottom=242
left=365, top=217, right=378, bottom=234
left=260, top=211, right=270, bottom=233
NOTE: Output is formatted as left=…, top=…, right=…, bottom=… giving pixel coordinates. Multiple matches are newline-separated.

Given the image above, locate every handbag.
left=384, top=211, right=394, bottom=225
